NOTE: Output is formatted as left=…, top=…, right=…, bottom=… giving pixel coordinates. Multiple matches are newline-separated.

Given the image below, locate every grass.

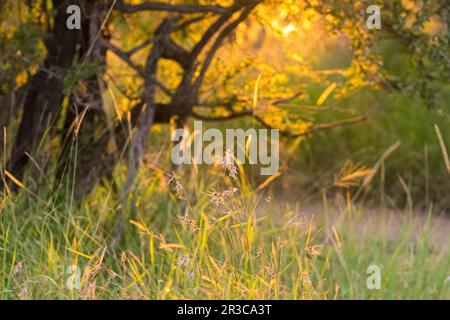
left=1, top=0, right=449, bottom=300
left=0, top=161, right=448, bottom=300
left=0, top=88, right=449, bottom=300
left=288, top=90, right=450, bottom=209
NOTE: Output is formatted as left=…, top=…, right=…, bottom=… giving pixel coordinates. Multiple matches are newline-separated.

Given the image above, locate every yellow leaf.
left=67, top=248, right=93, bottom=260
left=4, top=170, right=26, bottom=190
left=256, top=172, right=281, bottom=191
left=316, top=82, right=337, bottom=106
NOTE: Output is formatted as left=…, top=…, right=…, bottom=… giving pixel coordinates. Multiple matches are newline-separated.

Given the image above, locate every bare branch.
left=191, top=109, right=253, bottom=121
left=190, top=3, right=244, bottom=59
left=126, top=38, right=153, bottom=57
left=192, top=1, right=261, bottom=96
left=192, top=109, right=366, bottom=137
left=273, top=91, right=304, bottom=105
left=102, top=39, right=144, bottom=75
left=174, top=14, right=210, bottom=31
left=115, top=0, right=227, bottom=14
left=300, top=116, right=367, bottom=136
left=102, top=39, right=173, bottom=96
left=254, top=115, right=367, bottom=137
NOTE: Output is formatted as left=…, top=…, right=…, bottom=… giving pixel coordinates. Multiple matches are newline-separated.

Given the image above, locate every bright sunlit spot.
left=282, top=24, right=296, bottom=36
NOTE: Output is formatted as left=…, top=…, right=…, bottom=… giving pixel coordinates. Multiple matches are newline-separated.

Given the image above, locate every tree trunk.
left=56, top=0, right=111, bottom=199
left=8, top=0, right=81, bottom=182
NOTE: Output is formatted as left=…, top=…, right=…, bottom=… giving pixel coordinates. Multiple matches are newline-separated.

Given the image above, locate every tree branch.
left=102, top=39, right=144, bottom=75
left=191, top=109, right=253, bottom=121
left=126, top=38, right=153, bottom=57
left=192, top=1, right=261, bottom=96
left=273, top=91, right=304, bottom=105
left=102, top=39, right=173, bottom=96
left=191, top=109, right=366, bottom=137
left=115, top=0, right=227, bottom=14
left=190, top=3, right=244, bottom=59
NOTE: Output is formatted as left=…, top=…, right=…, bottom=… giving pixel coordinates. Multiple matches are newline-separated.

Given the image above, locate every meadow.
left=0, top=0, right=449, bottom=300
left=1, top=121, right=449, bottom=299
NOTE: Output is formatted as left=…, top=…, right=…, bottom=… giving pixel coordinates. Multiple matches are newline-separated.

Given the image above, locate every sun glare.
left=282, top=24, right=296, bottom=36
